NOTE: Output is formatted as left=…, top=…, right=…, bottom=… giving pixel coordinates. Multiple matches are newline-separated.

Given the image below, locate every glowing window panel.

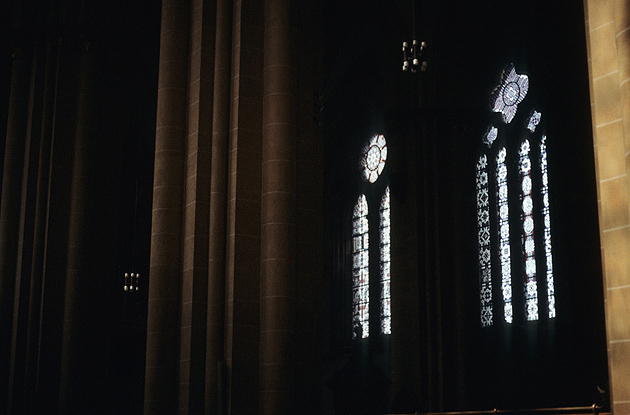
left=361, top=134, right=388, bottom=183
left=527, top=110, right=541, bottom=133
left=380, top=187, right=391, bottom=335
left=497, top=148, right=513, bottom=324
left=520, top=140, right=539, bottom=321
left=477, top=154, right=493, bottom=326
left=483, top=126, right=498, bottom=148
left=491, top=64, right=529, bottom=124
left=540, top=136, right=556, bottom=318
left=352, top=194, right=369, bottom=338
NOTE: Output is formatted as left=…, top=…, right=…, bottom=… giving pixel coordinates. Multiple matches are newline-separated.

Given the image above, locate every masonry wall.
left=584, top=0, right=630, bottom=413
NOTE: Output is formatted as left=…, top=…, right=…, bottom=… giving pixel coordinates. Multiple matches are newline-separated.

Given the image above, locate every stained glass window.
left=477, top=154, right=493, bottom=326
left=491, top=64, right=529, bottom=124
left=527, top=110, right=541, bottom=133
left=484, top=126, right=498, bottom=148
left=478, top=67, right=557, bottom=326
left=352, top=195, right=370, bottom=338
left=380, top=187, right=391, bottom=335
left=540, top=136, right=556, bottom=318
left=520, top=140, right=539, bottom=321
left=361, top=134, right=388, bottom=183
left=497, top=148, right=513, bottom=324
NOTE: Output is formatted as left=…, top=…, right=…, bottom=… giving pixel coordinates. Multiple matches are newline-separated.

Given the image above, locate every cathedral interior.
left=0, top=0, right=629, bottom=414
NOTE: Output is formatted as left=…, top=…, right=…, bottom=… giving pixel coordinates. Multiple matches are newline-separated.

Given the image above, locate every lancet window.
left=476, top=64, right=556, bottom=326
left=351, top=135, right=391, bottom=338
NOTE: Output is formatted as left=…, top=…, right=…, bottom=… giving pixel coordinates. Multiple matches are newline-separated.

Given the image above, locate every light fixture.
left=402, top=40, right=427, bottom=73
left=124, top=272, right=140, bottom=292
left=402, top=1, right=427, bottom=73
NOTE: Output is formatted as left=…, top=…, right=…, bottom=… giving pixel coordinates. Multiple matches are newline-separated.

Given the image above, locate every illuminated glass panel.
left=361, top=134, right=388, bottom=183
left=477, top=154, right=493, bottom=326
left=527, top=110, right=541, bottom=133
left=497, top=148, right=513, bottom=323
left=352, top=194, right=369, bottom=338
left=380, top=187, right=391, bottom=335
left=540, top=136, right=556, bottom=318
left=484, top=126, right=498, bottom=148
left=520, top=140, right=539, bottom=321
left=491, top=64, right=529, bottom=124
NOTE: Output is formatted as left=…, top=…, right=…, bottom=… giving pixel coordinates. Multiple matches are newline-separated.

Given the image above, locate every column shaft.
left=0, top=49, right=31, bottom=413
left=224, top=0, right=264, bottom=413
left=23, top=40, right=57, bottom=414
left=584, top=0, right=630, bottom=412
left=260, top=0, right=297, bottom=414
left=36, top=38, right=78, bottom=413
left=294, top=0, right=322, bottom=412
left=58, top=45, right=100, bottom=415
left=144, top=0, right=189, bottom=413
left=206, top=0, right=232, bottom=412
left=8, top=43, right=45, bottom=415
left=178, top=0, right=215, bottom=412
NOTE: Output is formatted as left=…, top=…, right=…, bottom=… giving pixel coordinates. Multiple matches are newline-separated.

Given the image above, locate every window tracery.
left=477, top=65, right=556, bottom=326
left=491, top=63, right=529, bottom=124
left=361, top=134, right=388, bottom=183
left=351, top=136, right=391, bottom=338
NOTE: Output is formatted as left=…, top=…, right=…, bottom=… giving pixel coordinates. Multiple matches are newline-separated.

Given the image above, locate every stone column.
left=0, top=46, right=31, bottom=413
left=178, top=0, right=214, bottom=412
left=294, top=0, right=323, bottom=411
left=583, top=0, right=630, bottom=413
left=260, top=0, right=297, bottom=414
left=58, top=41, right=99, bottom=415
left=35, top=34, right=80, bottom=412
left=7, top=41, right=46, bottom=415
left=610, top=2, right=630, bottom=411
left=390, top=127, right=423, bottom=410
left=144, top=0, right=189, bottom=413
left=223, top=0, right=263, bottom=413
left=206, top=0, right=232, bottom=412
left=23, top=39, right=57, bottom=414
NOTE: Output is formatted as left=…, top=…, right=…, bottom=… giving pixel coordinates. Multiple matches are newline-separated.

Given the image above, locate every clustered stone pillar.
left=260, top=0, right=297, bottom=413
left=0, top=47, right=31, bottom=414
left=206, top=0, right=232, bottom=412
left=223, top=0, right=263, bottom=413
left=1, top=34, right=114, bottom=414
left=390, top=132, right=423, bottom=409
left=177, top=0, right=214, bottom=412
left=144, top=0, right=189, bottom=413
left=142, top=0, right=320, bottom=413
left=23, top=40, right=57, bottom=415
left=584, top=0, right=630, bottom=413
left=58, top=43, right=98, bottom=414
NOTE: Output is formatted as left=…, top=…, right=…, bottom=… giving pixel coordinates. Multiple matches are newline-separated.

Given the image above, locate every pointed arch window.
left=476, top=64, right=556, bottom=327
left=351, top=135, right=391, bottom=339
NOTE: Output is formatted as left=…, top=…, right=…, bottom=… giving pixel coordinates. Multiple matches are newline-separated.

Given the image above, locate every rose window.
left=491, top=64, right=529, bottom=124
left=361, top=134, right=387, bottom=183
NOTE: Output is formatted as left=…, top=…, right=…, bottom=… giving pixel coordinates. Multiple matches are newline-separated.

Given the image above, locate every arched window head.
left=491, top=63, right=529, bottom=124
left=360, top=134, right=388, bottom=183
left=477, top=66, right=556, bottom=326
